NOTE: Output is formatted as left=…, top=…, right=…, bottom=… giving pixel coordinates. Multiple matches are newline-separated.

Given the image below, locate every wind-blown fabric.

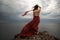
left=20, top=16, right=40, bottom=37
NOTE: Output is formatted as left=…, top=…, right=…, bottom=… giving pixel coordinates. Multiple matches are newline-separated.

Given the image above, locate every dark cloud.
left=0, top=0, right=60, bottom=23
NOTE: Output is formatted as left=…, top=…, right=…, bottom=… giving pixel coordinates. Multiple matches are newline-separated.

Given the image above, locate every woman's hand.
left=22, top=13, right=27, bottom=16
left=22, top=11, right=28, bottom=16
left=22, top=10, right=33, bottom=16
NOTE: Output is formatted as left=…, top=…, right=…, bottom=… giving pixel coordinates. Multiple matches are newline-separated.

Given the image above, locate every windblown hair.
left=33, top=5, right=39, bottom=11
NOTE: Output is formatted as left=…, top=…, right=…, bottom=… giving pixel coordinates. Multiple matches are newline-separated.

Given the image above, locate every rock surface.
left=13, top=31, right=60, bottom=40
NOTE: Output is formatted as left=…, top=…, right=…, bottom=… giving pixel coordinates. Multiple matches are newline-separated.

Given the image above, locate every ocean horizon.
left=0, top=22, right=60, bottom=40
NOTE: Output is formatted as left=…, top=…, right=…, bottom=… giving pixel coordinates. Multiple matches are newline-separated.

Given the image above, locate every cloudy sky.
left=0, top=0, right=60, bottom=23
left=0, top=0, right=60, bottom=40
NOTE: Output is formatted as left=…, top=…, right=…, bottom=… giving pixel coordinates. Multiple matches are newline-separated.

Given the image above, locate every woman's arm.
left=22, top=10, right=33, bottom=16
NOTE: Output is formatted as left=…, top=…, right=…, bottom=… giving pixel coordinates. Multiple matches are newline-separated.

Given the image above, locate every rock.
left=13, top=31, right=60, bottom=40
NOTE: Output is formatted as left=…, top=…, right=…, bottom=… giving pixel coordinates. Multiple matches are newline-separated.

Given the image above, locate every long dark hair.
left=33, top=5, right=39, bottom=11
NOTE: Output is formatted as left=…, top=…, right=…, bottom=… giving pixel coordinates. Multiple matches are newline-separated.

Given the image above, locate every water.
left=0, top=22, right=60, bottom=40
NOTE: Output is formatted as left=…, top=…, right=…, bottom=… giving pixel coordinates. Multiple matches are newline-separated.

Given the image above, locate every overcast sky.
left=0, top=0, right=60, bottom=40
left=0, top=0, right=60, bottom=23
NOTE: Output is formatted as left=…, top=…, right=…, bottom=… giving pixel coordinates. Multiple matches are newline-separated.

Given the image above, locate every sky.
left=0, top=0, right=60, bottom=40
left=0, top=0, right=60, bottom=23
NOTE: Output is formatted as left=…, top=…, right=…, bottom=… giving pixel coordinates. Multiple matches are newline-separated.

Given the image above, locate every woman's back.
left=33, top=8, right=41, bottom=16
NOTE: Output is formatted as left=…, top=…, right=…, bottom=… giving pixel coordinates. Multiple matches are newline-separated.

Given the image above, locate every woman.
left=20, top=5, right=41, bottom=38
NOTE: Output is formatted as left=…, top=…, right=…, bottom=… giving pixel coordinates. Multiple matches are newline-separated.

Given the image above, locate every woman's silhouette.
left=20, top=5, right=41, bottom=38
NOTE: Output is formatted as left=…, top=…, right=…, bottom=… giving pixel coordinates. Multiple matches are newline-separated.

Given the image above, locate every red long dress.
left=20, top=16, right=40, bottom=37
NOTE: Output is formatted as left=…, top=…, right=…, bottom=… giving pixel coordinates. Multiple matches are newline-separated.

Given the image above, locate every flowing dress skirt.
left=20, top=16, right=40, bottom=37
